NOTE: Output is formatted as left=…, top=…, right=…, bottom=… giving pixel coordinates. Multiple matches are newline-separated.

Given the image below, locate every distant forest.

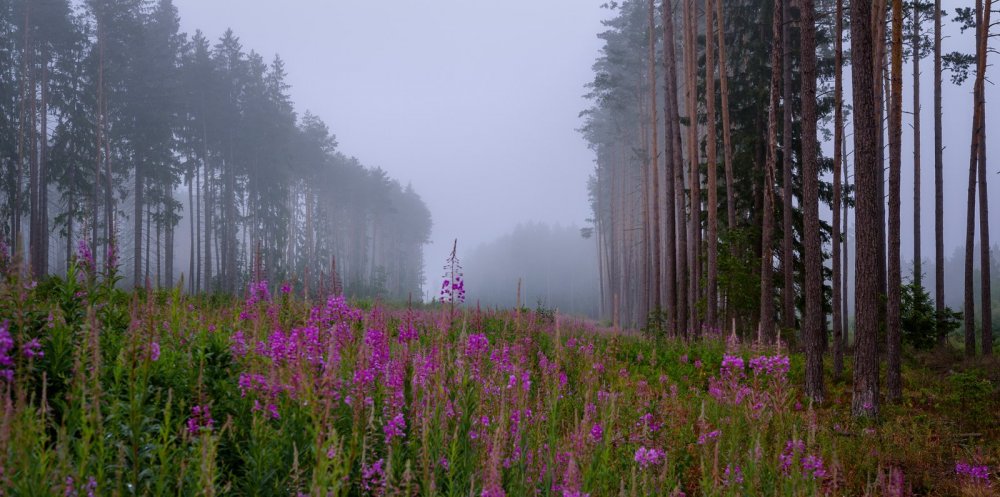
left=0, top=0, right=432, bottom=299
left=463, top=223, right=600, bottom=317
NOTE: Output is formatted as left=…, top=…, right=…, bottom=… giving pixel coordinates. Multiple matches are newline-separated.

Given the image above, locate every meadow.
left=0, top=247, right=996, bottom=496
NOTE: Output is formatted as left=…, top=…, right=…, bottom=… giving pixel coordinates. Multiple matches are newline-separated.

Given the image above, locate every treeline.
left=0, top=0, right=432, bottom=299
left=463, top=222, right=600, bottom=317
left=582, top=0, right=995, bottom=416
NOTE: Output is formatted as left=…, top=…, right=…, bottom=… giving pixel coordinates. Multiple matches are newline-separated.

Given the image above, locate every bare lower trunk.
left=887, top=0, right=904, bottom=402
left=832, top=0, right=845, bottom=377
left=852, top=0, right=881, bottom=418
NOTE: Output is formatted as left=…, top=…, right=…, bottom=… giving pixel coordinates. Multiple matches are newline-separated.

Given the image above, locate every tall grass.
left=0, top=247, right=995, bottom=495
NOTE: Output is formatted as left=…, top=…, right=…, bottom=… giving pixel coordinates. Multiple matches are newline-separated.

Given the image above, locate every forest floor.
left=0, top=260, right=997, bottom=496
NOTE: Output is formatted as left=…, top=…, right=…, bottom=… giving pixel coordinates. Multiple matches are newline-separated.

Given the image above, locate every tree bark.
left=781, top=0, right=796, bottom=332
left=760, top=0, right=783, bottom=344
left=833, top=0, right=845, bottom=378
left=648, top=0, right=662, bottom=320
left=933, top=0, right=945, bottom=335
left=716, top=0, right=735, bottom=234
left=801, top=0, right=825, bottom=402
left=975, top=0, right=993, bottom=356
left=852, top=0, right=882, bottom=418
left=684, top=0, right=700, bottom=333
left=887, top=0, right=904, bottom=402
left=663, top=0, right=684, bottom=338
left=912, top=3, right=922, bottom=285
left=705, top=0, right=719, bottom=329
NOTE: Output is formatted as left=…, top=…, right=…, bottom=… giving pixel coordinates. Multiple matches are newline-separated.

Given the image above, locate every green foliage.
left=900, top=278, right=962, bottom=350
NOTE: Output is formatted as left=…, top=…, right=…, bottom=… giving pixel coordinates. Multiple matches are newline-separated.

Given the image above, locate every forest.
left=581, top=0, right=996, bottom=409
left=0, top=0, right=432, bottom=300
left=0, top=0, right=997, bottom=495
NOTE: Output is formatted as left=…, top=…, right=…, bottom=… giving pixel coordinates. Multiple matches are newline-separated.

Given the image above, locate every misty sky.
left=172, top=0, right=997, bottom=298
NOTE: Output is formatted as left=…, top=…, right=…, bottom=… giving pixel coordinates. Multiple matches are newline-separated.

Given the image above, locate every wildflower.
left=590, top=423, right=603, bottom=442
left=634, top=447, right=665, bottom=468
left=362, top=459, right=386, bottom=492
left=20, top=336, right=42, bottom=359
left=439, top=456, right=449, bottom=470
left=955, top=461, right=991, bottom=484
left=466, top=333, right=490, bottom=357
left=0, top=321, right=14, bottom=381
left=720, top=355, right=744, bottom=376
left=383, top=412, right=406, bottom=443
left=802, top=454, right=827, bottom=479
left=697, top=429, right=721, bottom=445
left=149, top=341, right=161, bottom=362
left=779, top=439, right=806, bottom=475
left=85, top=477, right=97, bottom=497
left=64, top=476, right=75, bottom=497
left=230, top=331, right=248, bottom=357
left=723, top=464, right=744, bottom=486
left=76, top=239, right=94, bottom=274
left=186, top=404, right=215, bottom=435
left=280, top=282, right=292, bottom=294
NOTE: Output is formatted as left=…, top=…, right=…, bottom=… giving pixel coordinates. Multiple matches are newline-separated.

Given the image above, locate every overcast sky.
left=171, top=0, right=997, bottom=298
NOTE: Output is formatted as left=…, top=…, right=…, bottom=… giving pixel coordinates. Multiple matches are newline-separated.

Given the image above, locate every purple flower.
left=186, top=404, right=215, bottom=435
left=149, top=341, right=161, bottom=362
left=280, top=282, right=292, bottom=294
left=697, top=429, right=721, bottom=445
left=0, top=321, right=14, bottom=381
left=802, top=454, right=827, bottom=479
left=22, top=338, right=43, bottom=359
left=956, top=461, right=991, bottom=484
left=723, top=464, right=744, bottom=486
left=383, top=412, right=406, bottom=443
left=590, top=424, right=603, bottom=442
left=634, top=447, right=665, bottom=468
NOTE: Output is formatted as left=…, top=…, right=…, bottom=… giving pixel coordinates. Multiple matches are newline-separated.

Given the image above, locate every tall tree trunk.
left=134, top=160, right=143, bottom=286
left=933, top=0, right=945, bottom=335
left=673, top=0, right=689, bottom=338
left=648, top=0, right=662, bottom=319
left=832, top=0, right=845, bottom=377
left=912, top=3, right=922, bottom=284
left=887, top=0, right=904, bottom=402
left=975, top=0, right=993, bottom=356
left=781, top=0, right=796, bottom=332
left=843, top=133, right=851, bottom=351
left=760, top=0, right=782, bottom=344
left=683, top=0, right=699, bottom=332
left=663, top=0, right=682, bottom=337
left=801, top=0, right=825, bottom=402
left=716, top=0, right=735, bottom=234
left=852, top=0, right=882, bottom=418
left=40, top=58, right=49, bottom=275
left=705, top=0, right=719, bottom=329
left=189, top=171, right=195, bottom=293
left=964, top=0, right=985, bottom=358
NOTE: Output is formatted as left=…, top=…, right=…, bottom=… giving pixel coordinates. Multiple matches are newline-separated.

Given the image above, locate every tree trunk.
left=705, top=0, right=719, bottom=329
left=832, top=0, right=845, bottom=377
left=975, top=0, right=993, bottom=356
left=648, top=0, right=662, bottom=319
left=912, top=3, right=922, bottom=285
left=716, top=0, right=735, bottom=234
left=673, top=0, right=689, bottom=338
left=663, top=0, right=681, bottom=337
left=933, top=0, right=945, bottom=335
left=760, top=0, right=782, bottom=344
left=134, top=159, right=143, bottom=286
left=852, top=0, right=882, bottom=418
left=801, top=0, right=825, bottom=402
left=887, top=0, right=904, bottom=402
left=781, top=0, right=796, bottom=332
left=843, top=132, right=851, bottom=352
left=683, top=0, right=699, bottom=333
